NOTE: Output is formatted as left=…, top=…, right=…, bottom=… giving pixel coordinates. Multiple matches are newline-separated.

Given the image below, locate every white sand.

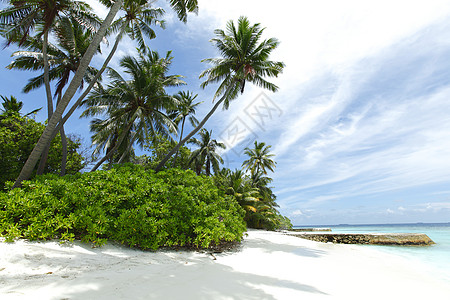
left=1, top=230, right=449, bottom=300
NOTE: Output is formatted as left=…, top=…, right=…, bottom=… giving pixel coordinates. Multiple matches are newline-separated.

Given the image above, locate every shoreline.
left=1, top=230, right=449, bottom=299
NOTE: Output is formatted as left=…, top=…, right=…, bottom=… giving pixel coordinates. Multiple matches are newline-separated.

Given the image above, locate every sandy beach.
left=1, top=229, right=449, bottom=300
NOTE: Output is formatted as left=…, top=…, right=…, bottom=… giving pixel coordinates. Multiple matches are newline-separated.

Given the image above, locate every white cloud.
left=291, top=210, right=304, bottom=216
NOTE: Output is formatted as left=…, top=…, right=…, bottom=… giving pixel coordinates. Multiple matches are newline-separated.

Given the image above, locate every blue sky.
left=1, top=0, right=450, bottom=225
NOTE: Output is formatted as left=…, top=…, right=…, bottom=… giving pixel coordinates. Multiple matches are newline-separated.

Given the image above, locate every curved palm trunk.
left=205, top=157, right=211, bottom=176
left=251, top=165, right=260, bottom=184
left=13, top=0, right=124, bottom=188
left=55, top=93, right=68, bottom=176
left=36, top=26, right=127, bottom=164
left=171, top=117, right=185, bottom=168
left=195, top=162, right=202, bottom=175
left=155, top=84, right=235, bottom=172
left=115, top=132, right=136, bottom=166
left=91, top=118, right=136, bottom=172
left=36, top=30, right=54, bottom=175
left=116, top=147, right=128, bottom=165
left=60, top=26, right=126, bottom=127
left=59, top=124, right=67, bottom=176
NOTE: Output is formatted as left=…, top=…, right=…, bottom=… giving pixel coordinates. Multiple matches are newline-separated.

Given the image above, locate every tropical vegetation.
left=80, top=48, right=184, bottom=171
left=0, top=0, right=291, bottom=250
left=0, top=164, right=246, bottom=249
left=0, top=104, right=84, bottom=190
left=155, top=16, right=285, bottom=171
left=188, top=129, right=226, bottom=176
left=214, top=141, right=292, bottom=230
left=7, top=16, right=101, bottom=175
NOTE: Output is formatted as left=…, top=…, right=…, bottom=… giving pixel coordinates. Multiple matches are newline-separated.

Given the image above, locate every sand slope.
left=1, top=230, right=449, bottom=299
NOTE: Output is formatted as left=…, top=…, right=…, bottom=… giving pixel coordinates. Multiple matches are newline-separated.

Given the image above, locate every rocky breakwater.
left=288, top=232, right=435, bottom=245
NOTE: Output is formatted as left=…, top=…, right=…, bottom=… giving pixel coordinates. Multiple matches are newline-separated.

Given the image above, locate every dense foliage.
left=0, top=114, right=84, bottom=190
left=0, top=0, right=290, bottom=245
left=0, top=164, right=246, bottom=250
left=214, top=169, right=292, bottom=231
left=81, top=49, right=184, bottom=171
left=142, top=136, right=192, bottom=170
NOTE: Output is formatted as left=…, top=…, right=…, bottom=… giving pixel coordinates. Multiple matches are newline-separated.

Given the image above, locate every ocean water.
left=295, top=223, right=450, bottom=280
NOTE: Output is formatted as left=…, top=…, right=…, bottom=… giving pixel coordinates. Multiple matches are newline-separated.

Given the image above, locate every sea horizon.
left=293, top=221, right=450, bottom=227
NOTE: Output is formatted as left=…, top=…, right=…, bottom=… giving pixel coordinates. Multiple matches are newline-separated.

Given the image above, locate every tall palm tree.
left=57, top=0, right=166, bottom=133
left=188, top=129, right=225, bottom=176
left=242, top=141, right=276, bottom=177
left=0, top=0, right=100, bottom=121
left=8, top=1, right=162, bottom=176
left=155, top=16, right=285, bottom=171
left=8, top=17, right=100, bottom=97
left=1, top=0, right=99, bottom=179
left=54, top=0, right=198, bottom=138
left=81, top=49, right=185, bottom=171
left=7, top=16, right=100, bottom=175
left=169, top=91, right=202, bottom=167
left=11, top=0, right=198, bottom=188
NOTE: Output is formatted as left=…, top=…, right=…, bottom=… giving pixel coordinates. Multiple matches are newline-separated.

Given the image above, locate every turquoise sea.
left=294, top=223, right=450, bottom=280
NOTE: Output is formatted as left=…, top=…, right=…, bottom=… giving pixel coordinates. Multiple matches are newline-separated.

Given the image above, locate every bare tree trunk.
left=206, top=158, right=211, bottom=176
left=59, top=124, right=67, bottom=176
left=116, top=149, right=128, bottom=165
left=116, top=132, right=136, bottom=166
left=36, top=30, right=54, bottom=175
left=155, top=84, right=234, bottom=172
left=55, top=93, right=68, bottom=176
left=171, top=117, right=185, bottom=168
left=13, top=0, right=124, bottom=188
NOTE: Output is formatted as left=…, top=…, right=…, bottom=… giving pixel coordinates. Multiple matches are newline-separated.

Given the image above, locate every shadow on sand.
left=1, top=235, right=328, bottom=299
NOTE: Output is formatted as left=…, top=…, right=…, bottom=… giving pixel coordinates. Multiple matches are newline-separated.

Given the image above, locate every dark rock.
left=286, top=232, right=435, bottom=246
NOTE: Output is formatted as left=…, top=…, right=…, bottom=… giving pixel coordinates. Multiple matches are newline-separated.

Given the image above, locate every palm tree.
left=10, top=0, right=198, bottom=188
left=81, top=49, right=185, bottom=171
left=8, top=17, right=100, bottom=97
left=6, top=2, right=162, bottom=176
left=188, top=129, right=226, bottom=176
left=57, top=0, right=166, bottom=134
left=249, top=171, right=278, bottom=206
left=0, top=95, right=41, bottom=119
left=218, top=168, right=261, bottom=216
left=7, top=16, right=100, bottom=175
left=0, top=0, right=100, bottom=121
left=54, top=0, right=197, bottom=138
left=88, top=117, right=136, bottom=167
left=155, top=16, right=285, bottom=171
left=169, top=91, right=202, bottom=167
left=1, top=0, right=99, bottom=179
left=242, top=141, right=276, bottom=177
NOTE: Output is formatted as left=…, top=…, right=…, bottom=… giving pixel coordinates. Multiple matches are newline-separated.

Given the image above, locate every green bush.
left=0, top=114, right=84, bottom=189
left=0, top=164, right=246, bottom=250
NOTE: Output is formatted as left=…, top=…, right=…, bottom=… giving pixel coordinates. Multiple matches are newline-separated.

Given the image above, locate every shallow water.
left=294, top=223, right=450, bottom=281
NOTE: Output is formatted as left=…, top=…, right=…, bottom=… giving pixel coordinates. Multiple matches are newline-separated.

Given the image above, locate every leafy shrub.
left=213, top=169, right=292, bottom=231
left=0, top=114, right=84, bottom=189
left=0, top=164, right=246, bottom=250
